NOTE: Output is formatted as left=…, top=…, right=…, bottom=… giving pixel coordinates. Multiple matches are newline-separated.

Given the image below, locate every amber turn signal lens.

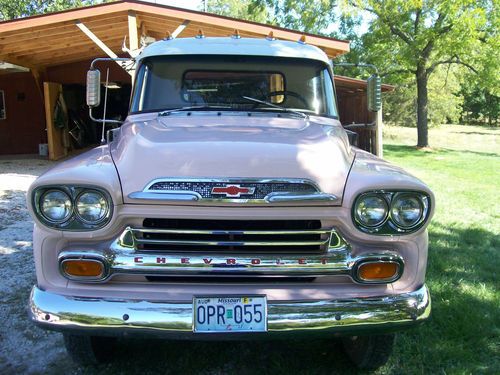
left=62, top=259, right=104, bottom=278
left=358, top=262, right=399, bottom=281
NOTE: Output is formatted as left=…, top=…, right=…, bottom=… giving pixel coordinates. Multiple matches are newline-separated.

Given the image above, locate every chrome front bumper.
left=29, top=284, right=431, bottom=339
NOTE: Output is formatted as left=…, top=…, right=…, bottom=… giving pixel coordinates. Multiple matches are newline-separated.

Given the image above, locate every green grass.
left=66, top=125, right=499, bottom=375
left=381, top=124, right=500, bottom=374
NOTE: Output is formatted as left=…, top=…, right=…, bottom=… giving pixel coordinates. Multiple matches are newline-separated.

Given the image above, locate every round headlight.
left=76, top=191, right=109, bottom=223
left=40, top=190, right=72, bottom=223
left=390, top=194, right=423, bottom=228
left=355, top=194, right=388, bottom=227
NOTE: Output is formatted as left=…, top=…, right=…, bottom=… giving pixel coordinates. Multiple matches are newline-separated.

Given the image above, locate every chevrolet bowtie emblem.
left=211, top=185, right=256, bottom=198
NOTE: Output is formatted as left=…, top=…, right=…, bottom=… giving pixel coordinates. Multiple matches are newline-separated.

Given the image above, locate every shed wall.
left=0, top=72, right=45, bottom=154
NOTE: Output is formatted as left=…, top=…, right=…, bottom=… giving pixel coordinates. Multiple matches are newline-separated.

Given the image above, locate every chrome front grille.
left=147, top=180, right=318, bottom=199
left=119, top=219, right=340, bottom=254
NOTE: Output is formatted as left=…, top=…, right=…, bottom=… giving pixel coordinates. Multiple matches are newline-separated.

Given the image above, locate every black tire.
left=341, top=334, right=395, bottom=370
left=63, top=333, right=116, bottom=365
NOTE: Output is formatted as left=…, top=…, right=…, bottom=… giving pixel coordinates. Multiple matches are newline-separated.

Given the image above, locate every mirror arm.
left=89, top=107, right=123, bottom=125
left=90, top=57, right=132, bottom=70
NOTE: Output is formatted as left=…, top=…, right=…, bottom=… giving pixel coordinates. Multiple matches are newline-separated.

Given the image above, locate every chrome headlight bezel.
left=33, top=185, right=113, bottom=231
left=352, top=190, right=430, bottom=235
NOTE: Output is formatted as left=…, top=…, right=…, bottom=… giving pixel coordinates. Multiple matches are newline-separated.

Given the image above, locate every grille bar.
left=119, top=219, right=340, bottom=254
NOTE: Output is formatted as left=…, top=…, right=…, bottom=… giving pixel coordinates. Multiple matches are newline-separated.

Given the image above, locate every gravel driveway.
left=0, top=158, right=357, bottom=375
left=0, top=158, right=74, bottom=374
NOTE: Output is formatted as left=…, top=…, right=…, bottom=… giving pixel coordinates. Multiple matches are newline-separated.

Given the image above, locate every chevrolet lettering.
left=27, top=36, right=434, bottom=370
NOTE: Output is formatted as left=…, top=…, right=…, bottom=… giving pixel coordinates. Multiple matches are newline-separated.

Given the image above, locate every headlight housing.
left=353, top=191, right=430, bottom=234
left=33, top=186, right=113, bottom=230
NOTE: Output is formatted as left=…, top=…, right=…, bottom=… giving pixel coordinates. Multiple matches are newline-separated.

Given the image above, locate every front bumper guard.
left=29, top=284, right=431, bottom=338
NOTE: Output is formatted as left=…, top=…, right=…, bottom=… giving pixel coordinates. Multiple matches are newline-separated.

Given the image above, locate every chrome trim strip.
left=128, top=191, right=201, bottom=201
left=29, top=284, right=431, bottom=338
left=265, top=192, right=337, bottom=202
left=134, top=238, right=330, bottom=247
left=130, top=228, right=332, bottom=236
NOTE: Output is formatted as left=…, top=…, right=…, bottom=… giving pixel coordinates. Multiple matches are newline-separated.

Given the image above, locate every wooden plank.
left=128, top=10, right=139, bottom=50
left=75, top=20, right=131, bottom=74
left=8, top=33, right=125, bottom=57
left=75, top=20, right=118, bottom=58
left=0, top=23, right=128, bottom=52
left=43, top=82, right=67, bottom=161
left=172, top=20, right=190, bottom=38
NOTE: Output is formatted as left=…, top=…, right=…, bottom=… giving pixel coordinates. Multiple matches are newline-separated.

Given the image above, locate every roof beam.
left=172, top=20, right=190, bottom=38
left=75, top=20, right=118, bottom=58
left=75, top=19, right=131, bottom=75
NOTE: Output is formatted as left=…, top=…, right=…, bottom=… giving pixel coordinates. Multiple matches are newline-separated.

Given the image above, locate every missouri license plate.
left=193, top=296, right=267, bottom=333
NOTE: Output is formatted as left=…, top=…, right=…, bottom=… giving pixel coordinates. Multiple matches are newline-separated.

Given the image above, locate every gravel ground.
left=0, top=158, right=74, bottom=374
left=0, top=158, right=355, bottom=375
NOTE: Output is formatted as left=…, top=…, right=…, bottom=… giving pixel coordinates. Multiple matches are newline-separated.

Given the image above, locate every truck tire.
left=63, top=333, right=116, bottom=365
left=341, top=334, right=395, bottom=370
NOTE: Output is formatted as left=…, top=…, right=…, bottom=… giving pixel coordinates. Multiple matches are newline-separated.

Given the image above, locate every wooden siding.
left=0, top=72, right=46, bottom=154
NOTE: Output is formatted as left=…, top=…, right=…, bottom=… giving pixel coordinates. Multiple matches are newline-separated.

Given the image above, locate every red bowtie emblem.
left=211, top=185, right=256, bottom=198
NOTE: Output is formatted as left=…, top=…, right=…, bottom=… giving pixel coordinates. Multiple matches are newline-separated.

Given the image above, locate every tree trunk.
left=416, top=66, right=429, bottom=147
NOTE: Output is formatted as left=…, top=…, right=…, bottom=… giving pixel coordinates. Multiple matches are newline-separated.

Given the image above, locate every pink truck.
left=27, top=37, right=433, bottom=370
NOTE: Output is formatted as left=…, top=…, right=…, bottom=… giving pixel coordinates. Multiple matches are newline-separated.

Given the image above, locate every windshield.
left=130, top=55, right=338, bottom=117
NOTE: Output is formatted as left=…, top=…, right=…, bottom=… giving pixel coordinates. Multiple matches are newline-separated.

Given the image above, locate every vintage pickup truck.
left=27, top=36, right=433, bottom=370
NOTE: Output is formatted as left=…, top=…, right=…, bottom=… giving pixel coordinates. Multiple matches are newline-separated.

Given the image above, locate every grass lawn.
left=70, top=125, right=499, bottom=375
left=381, top=124, right=499, bottom=374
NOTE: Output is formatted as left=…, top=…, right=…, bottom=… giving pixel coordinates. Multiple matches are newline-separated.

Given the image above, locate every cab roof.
left=137, top=37, right=331, bottom=65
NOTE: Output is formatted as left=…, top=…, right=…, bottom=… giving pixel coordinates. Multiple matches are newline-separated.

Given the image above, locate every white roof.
left=137, top=37, right=331, bottom=64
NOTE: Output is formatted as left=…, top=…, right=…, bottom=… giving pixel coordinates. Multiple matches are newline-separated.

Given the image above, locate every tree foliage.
left=206, top=0, right=270, bottom=23
left=0, top=0, right=109, bottom=21
left=343, top=0, right=498, bottom=146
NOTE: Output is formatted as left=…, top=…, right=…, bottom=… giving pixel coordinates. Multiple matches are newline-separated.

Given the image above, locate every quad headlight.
left=353, top=191, right=430, bottom=234
left=390, top=193, right=424, bottom=229
left=34, top=186, right=112, bottom=230
left=76, top=191, right=109, bottom=224
left=40, top=190, right=72, bottom=223
left=354, top=193, right=388, bottom=227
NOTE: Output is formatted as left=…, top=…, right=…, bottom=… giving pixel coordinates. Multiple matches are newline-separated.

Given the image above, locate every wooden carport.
left=0, top=0, right=349, bottom=70
left=0, top=1, right=392, bottom=160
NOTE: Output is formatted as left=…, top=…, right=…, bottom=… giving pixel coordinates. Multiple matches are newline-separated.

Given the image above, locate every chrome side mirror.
left=86, top=69, right=101, bottom=107
left=367, top=74, right=381, bottom=112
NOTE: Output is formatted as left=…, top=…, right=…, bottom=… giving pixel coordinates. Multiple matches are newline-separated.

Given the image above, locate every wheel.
left=341, top=334, right=395, bottom=370
left=63, top=333, right=116, bottom=365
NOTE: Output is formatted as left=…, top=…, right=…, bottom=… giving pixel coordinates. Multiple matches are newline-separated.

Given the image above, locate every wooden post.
left=44, top=82, right=67, bottom=161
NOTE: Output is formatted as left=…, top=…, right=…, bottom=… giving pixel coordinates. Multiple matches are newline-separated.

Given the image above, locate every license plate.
left=193, top=296, right=267, bottom=333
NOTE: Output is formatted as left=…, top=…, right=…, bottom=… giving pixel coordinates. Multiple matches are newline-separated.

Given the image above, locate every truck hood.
left=110, top=113, right=354, bottom=205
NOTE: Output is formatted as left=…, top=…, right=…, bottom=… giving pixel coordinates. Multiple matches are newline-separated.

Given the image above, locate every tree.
left=0, top=0, right=109, bottom=21
left=344, top=0, right=497, bottom=147
left=207, top=0, right=270, bottom=23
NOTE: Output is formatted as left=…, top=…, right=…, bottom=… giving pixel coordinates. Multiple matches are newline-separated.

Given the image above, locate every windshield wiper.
left=241, top=96, right=308, bottom=119
left=159, top=105, right=232, bottom=116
